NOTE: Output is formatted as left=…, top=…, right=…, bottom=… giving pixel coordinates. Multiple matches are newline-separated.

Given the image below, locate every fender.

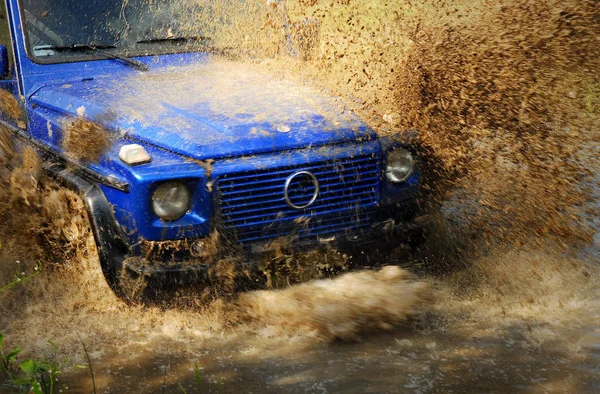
left=2, top=120, right=129, bottom=192
left=44, top=161, right=130, bottom=293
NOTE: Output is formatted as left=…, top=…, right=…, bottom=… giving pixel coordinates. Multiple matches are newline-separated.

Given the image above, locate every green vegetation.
left=0, top=333, right=20, bottom=382
left=0, top=261, right=43, bottom=294
left=195, top=361, right=203, bottom=392
left=0, top=333, right=63, bottom=394
left=77, top=334, right=96, bottom=394
left=16, top=350, right=62, bottom=394
left=162, top=364, right=168, bottom=394
left=3, top=330, right=224, bottom=394
left=1, top=260, right=64, bottom=393
left=178, top=362, right=224, bottom=394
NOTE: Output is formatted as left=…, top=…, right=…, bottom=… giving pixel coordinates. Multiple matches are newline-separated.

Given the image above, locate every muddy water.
left=2, top=0, right=600, bottom=392
left=65, top=311, right=600, bottom=393
left=0, top=174, right=598, bottom=393
left=16, top=243, right=596, bottom=393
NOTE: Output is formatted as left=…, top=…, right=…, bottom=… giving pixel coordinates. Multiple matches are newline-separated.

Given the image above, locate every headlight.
left=385, top=148, right=414, bottom=183
left=151, top=181, right=192, bottom=221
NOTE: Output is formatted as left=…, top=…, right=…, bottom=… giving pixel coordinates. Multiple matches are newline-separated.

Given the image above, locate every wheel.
left=112, top=257, right=150, bottom=304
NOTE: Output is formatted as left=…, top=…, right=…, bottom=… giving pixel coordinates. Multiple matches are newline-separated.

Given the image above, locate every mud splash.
left=62, top=117, right=112, bottom=163
left=282, top=0, right=600, bottom=300
left=238, top=266, right=433, bottom=342
left=0, top=152, right=432, bottom=361
left=0, top=0, right=599, bottom=391
left=290, top=0, right=599, bottom=241
left=0, top=89, right=22, bottom=122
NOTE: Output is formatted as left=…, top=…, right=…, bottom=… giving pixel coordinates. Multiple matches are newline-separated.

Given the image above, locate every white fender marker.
left=119, top=144, right=151, bottom=165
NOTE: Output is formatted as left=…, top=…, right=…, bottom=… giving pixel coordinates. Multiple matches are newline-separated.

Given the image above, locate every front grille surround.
left=215, top=154, right=381, bottom=244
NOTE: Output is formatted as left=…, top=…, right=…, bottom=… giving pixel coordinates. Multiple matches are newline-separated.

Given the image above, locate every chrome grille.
left=216, top=155, right=380, bottom=244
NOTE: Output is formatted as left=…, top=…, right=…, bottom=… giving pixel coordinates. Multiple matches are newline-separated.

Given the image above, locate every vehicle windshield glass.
left=19, top=0, right=269, bottom=62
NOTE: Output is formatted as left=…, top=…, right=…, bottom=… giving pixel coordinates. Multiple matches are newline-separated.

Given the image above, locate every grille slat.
left=221, top=183, right=378, bottom=212
left=218, top=166, right=377, bottom=191
left=223, top=198, right=377, bottom=227
left=220, top=172, right=374, bottom=196
left=235, top=213, right=374, bottom=243
left=216, top=155, right=380, bottom=244
left=219, top=156, right=376, bottom=183
left=218, top=180, right=378, bottom=204
left=222, top=196, right=376, bottom=224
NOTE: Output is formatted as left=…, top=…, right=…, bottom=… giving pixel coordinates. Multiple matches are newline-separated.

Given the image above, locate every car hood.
left=30, top=60, right=375, bottom=161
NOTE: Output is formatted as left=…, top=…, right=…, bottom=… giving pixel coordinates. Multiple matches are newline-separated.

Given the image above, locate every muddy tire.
left=113, top=258, right=150, bottom=304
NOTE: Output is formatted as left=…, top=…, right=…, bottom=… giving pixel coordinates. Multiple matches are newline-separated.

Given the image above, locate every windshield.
left=19, top=0, right=279, bottom=63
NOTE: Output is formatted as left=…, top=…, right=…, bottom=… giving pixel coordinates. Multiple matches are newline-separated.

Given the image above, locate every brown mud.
left=0, top=90, right=21, bottom=162
left=1, top=0, right=600, bottom=392
left=0, top=89, right=21, bottom=122
left=62, top=117, right=112, bottom=163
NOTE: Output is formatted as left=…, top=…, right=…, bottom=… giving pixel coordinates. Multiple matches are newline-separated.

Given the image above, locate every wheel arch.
left=44, top=162, right=130, bottom=293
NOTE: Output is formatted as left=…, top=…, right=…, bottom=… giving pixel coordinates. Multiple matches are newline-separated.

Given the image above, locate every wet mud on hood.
left=29, top=60, right=376, bottom=161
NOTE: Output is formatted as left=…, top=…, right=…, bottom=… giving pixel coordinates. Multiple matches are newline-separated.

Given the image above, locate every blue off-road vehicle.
left=0, top=0, right=431, bottom=300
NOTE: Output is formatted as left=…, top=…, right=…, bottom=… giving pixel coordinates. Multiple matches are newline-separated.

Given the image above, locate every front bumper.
left=247, top=212, right=431, bottom=255
left=48, top=162, right=431, bottom=293
left=121, top=211, right=433, bottom=286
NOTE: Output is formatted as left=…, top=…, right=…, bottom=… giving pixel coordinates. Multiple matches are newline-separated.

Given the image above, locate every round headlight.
left=385, top=148, right=414, bottom=183
left=151, top=181, right=192, bottom=221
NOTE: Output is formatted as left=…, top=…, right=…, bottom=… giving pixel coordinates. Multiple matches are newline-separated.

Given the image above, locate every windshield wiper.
left=36, top=44, right=149, bottom=72
left=135, top=36, right=234, bottom=56
left=136, top=36, right=211, bottom=44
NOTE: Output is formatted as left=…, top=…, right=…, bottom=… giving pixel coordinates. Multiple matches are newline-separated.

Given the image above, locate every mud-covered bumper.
left=122, top=210, right=433, bottom=286
left=247, top=212, right=432, bottom=254
left=49, top=162, right=430, bottom=291
left=325, top=213, right=432, bottom=252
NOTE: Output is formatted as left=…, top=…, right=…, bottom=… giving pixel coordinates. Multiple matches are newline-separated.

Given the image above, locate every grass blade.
left=162, top=364, right=168, bottom=394
left=194, top=362, right=202, bottom=394
left=77, top=334, right=96, bottom=394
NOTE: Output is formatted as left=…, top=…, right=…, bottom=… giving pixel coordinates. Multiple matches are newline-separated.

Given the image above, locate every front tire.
left=114, top=261, right=150, bottom=304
